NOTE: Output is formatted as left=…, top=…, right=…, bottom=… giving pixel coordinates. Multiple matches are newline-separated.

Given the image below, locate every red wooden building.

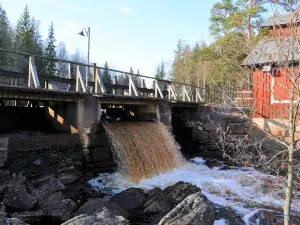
left=243, top=11, right=300, bottom=138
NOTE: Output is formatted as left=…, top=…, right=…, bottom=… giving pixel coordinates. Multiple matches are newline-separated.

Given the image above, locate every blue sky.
left=1, top=0, right=223, bottom=76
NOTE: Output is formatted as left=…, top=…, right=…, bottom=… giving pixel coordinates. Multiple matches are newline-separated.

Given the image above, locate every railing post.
left=44, top=80, right=49, bottom=89
left=28, top=56, right=40, bottom=88
left=129, top=74, right=139, bottom=96
left=92, top=63, right=96, bottom=83
left=168, top=84, right=177, bottom=101
left=182, top=85, right=191, bottom=102
left=140, top=79, right=144, bottom=96
left=76, top=64, right=86, bottom=92
left=13, top=78, right=18, bottom=106
left=154, top=79, right=163, bottom=98
left=95, top=68, right=106, bottom=94
left=112, top=76, right=117, bottom=95
left=196, top=88, right=203, bottom=103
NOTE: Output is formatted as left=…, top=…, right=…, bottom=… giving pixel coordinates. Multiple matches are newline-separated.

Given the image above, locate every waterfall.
left=104, top=121, right=184, bottom=183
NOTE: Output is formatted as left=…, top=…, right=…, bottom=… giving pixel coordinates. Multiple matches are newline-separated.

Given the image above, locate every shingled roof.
left=262, top=11, right=300, bottom=27
left=242, top=38, right=300, bottom=66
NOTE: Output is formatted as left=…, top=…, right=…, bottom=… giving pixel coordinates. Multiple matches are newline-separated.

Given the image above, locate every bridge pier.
left=76, top=99, right=85, bottom=135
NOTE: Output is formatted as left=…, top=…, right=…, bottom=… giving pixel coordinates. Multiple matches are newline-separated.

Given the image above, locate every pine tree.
left=192, top=42, right=201, bottom=60
left=159, top=60, right=166, bottom=79
left=44, top=22, right=57, bottom=76
left=0, top=4, right=11, bottom=69
left=102, top=61, right=111, bottom=85
left=154, top=65, right=160, bottom=79
left=14, top=6, right=44, bottom=72
left=209, top=0, right=237, bottom=38
left=14, top=5, right=32, bottom=52
left=133, top=68, right=141, bottom=88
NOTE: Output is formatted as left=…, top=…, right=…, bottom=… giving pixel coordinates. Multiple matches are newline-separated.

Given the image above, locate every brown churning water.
left=104, top=121, right=185, bottom=183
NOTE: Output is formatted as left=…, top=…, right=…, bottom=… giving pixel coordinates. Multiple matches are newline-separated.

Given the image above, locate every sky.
left=1, top=0, right=219, bottom=76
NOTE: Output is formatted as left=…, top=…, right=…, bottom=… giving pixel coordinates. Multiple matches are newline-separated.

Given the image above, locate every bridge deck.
left=0, top=85, right=203, bottom=107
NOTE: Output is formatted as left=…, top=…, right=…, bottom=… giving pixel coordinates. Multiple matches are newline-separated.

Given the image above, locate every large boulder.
left=249, top=210, right=300, bottom=225
left=142, top=182, right=201, bottom=223
left=74, top=198, right=127, bottom=218
left=3, top=184, right=37, bottom=210
left=62, top=208, right=130, bottom=225
left=0, top=202, right=6, bottom=225
left=11, top=211, right=44, bottom=224
left=158, top=193, right=215, bottom=225
left=42, top=198, right=77, bottom=221
left=31, top=176, right=66, bottom=201
left=110, top=188, right=147, bottom=218
left=57, top=166, right=82, bottom=185
left=144, top=182, right=201, bottom=214
left=5, top=218, right=29, bottom=225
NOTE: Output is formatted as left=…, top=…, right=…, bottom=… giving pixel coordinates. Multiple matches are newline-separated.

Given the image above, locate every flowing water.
left=90, top=158, right=300, bottom=224
left=103, top=121, right=184, bottom=183
left=91, top=121, right=300, bottom=224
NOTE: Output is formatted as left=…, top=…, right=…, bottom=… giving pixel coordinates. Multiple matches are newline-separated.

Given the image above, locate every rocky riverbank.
left=1, top=154, right=300, bottom=225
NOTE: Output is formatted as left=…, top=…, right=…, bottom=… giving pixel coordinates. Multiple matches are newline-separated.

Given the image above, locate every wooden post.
left=13, top=78, right=18, bottom=106
left=129, top=74, right=139, bottom=96
left=44, top=80, right=49, bottom=89
left=112, top=76, right=117, bottom=95
left=76, top=65, right=86, bottom=92
left=92, top=63, right=96, bottom=83
left=129, top=74, right=133, bottom=96
left=28, top=56, right=40, bottom=88
left=155, top=80, right=158, bottom=98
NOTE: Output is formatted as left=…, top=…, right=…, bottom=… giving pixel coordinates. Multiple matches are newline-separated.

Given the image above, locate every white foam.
left=214, top=219, right=229, bottom=225
left=89, top=157, right=300, bottom=223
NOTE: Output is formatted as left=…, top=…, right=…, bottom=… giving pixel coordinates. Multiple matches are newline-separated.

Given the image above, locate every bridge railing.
left=0, top=48, right=232, bottom=104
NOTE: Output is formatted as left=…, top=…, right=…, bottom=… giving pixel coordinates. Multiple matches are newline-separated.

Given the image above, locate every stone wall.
left=172, top=106, right=252, bottom=154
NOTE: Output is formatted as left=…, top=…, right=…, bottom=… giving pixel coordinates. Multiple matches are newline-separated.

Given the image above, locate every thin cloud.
left=120, top=7, right=132, bottom=14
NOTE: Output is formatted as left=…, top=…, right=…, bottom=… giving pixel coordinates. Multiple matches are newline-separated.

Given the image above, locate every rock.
left=32, top=176, right=66, bottom=201
left=57, top=166, right=82, bottom=185
left=37, top=191, right=64, bottom=208
left=204, top=159, right=222, bottom=169
left=75, top=198, right=127, bottom=218
left=158, top=193, right=215, bottom=225
left=58, top=173, right=80, bottom=185
left=5, top=218, right=29, bottom=225
left=227, top=123, right=245, bottom=134
left=203, top=123, right=218, bottom=131
left=184, top=121, right=203, bottom=129
left=11, top=211, right=44, bottom=223
left=62, top=208, right=130, bottom=225
left=250, top=210, right=300, bottom=225
left=192, top=131, right=208, bottom=141
left=0, top=170, right=9, bottom=183
left=42, top=198, right=77, bottom=221
left=215, top=207, right=244, bottom=225
left=110, top=188, right=147, bottom=218
left=3, top=184, right=37, bottom=210
left=0, top=181, right=7, bottom=196
left=143, top=182, right=201, bottom=223
left=0, top=202, right=6, bottom=225
left=33, top=159, right=41, bottom=166
left=0, top=138, right=8, bottom=168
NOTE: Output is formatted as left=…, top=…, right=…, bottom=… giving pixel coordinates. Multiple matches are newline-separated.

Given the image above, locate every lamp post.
left=78, top=27, right=90, bottom=88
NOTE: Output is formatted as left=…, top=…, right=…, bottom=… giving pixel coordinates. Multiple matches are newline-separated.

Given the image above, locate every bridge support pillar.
left=76, top=99, right=85, bottom=136
left=156, top=102, right=172, bottom=130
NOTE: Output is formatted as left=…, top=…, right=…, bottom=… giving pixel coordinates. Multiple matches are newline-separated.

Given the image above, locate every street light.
left=78, top=27, right=90, bottom=88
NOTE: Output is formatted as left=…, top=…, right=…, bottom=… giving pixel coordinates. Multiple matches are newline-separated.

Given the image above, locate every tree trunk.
left=284, top=146, right=293, bottom=225
left=247, top=0, right=252, bottom=41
